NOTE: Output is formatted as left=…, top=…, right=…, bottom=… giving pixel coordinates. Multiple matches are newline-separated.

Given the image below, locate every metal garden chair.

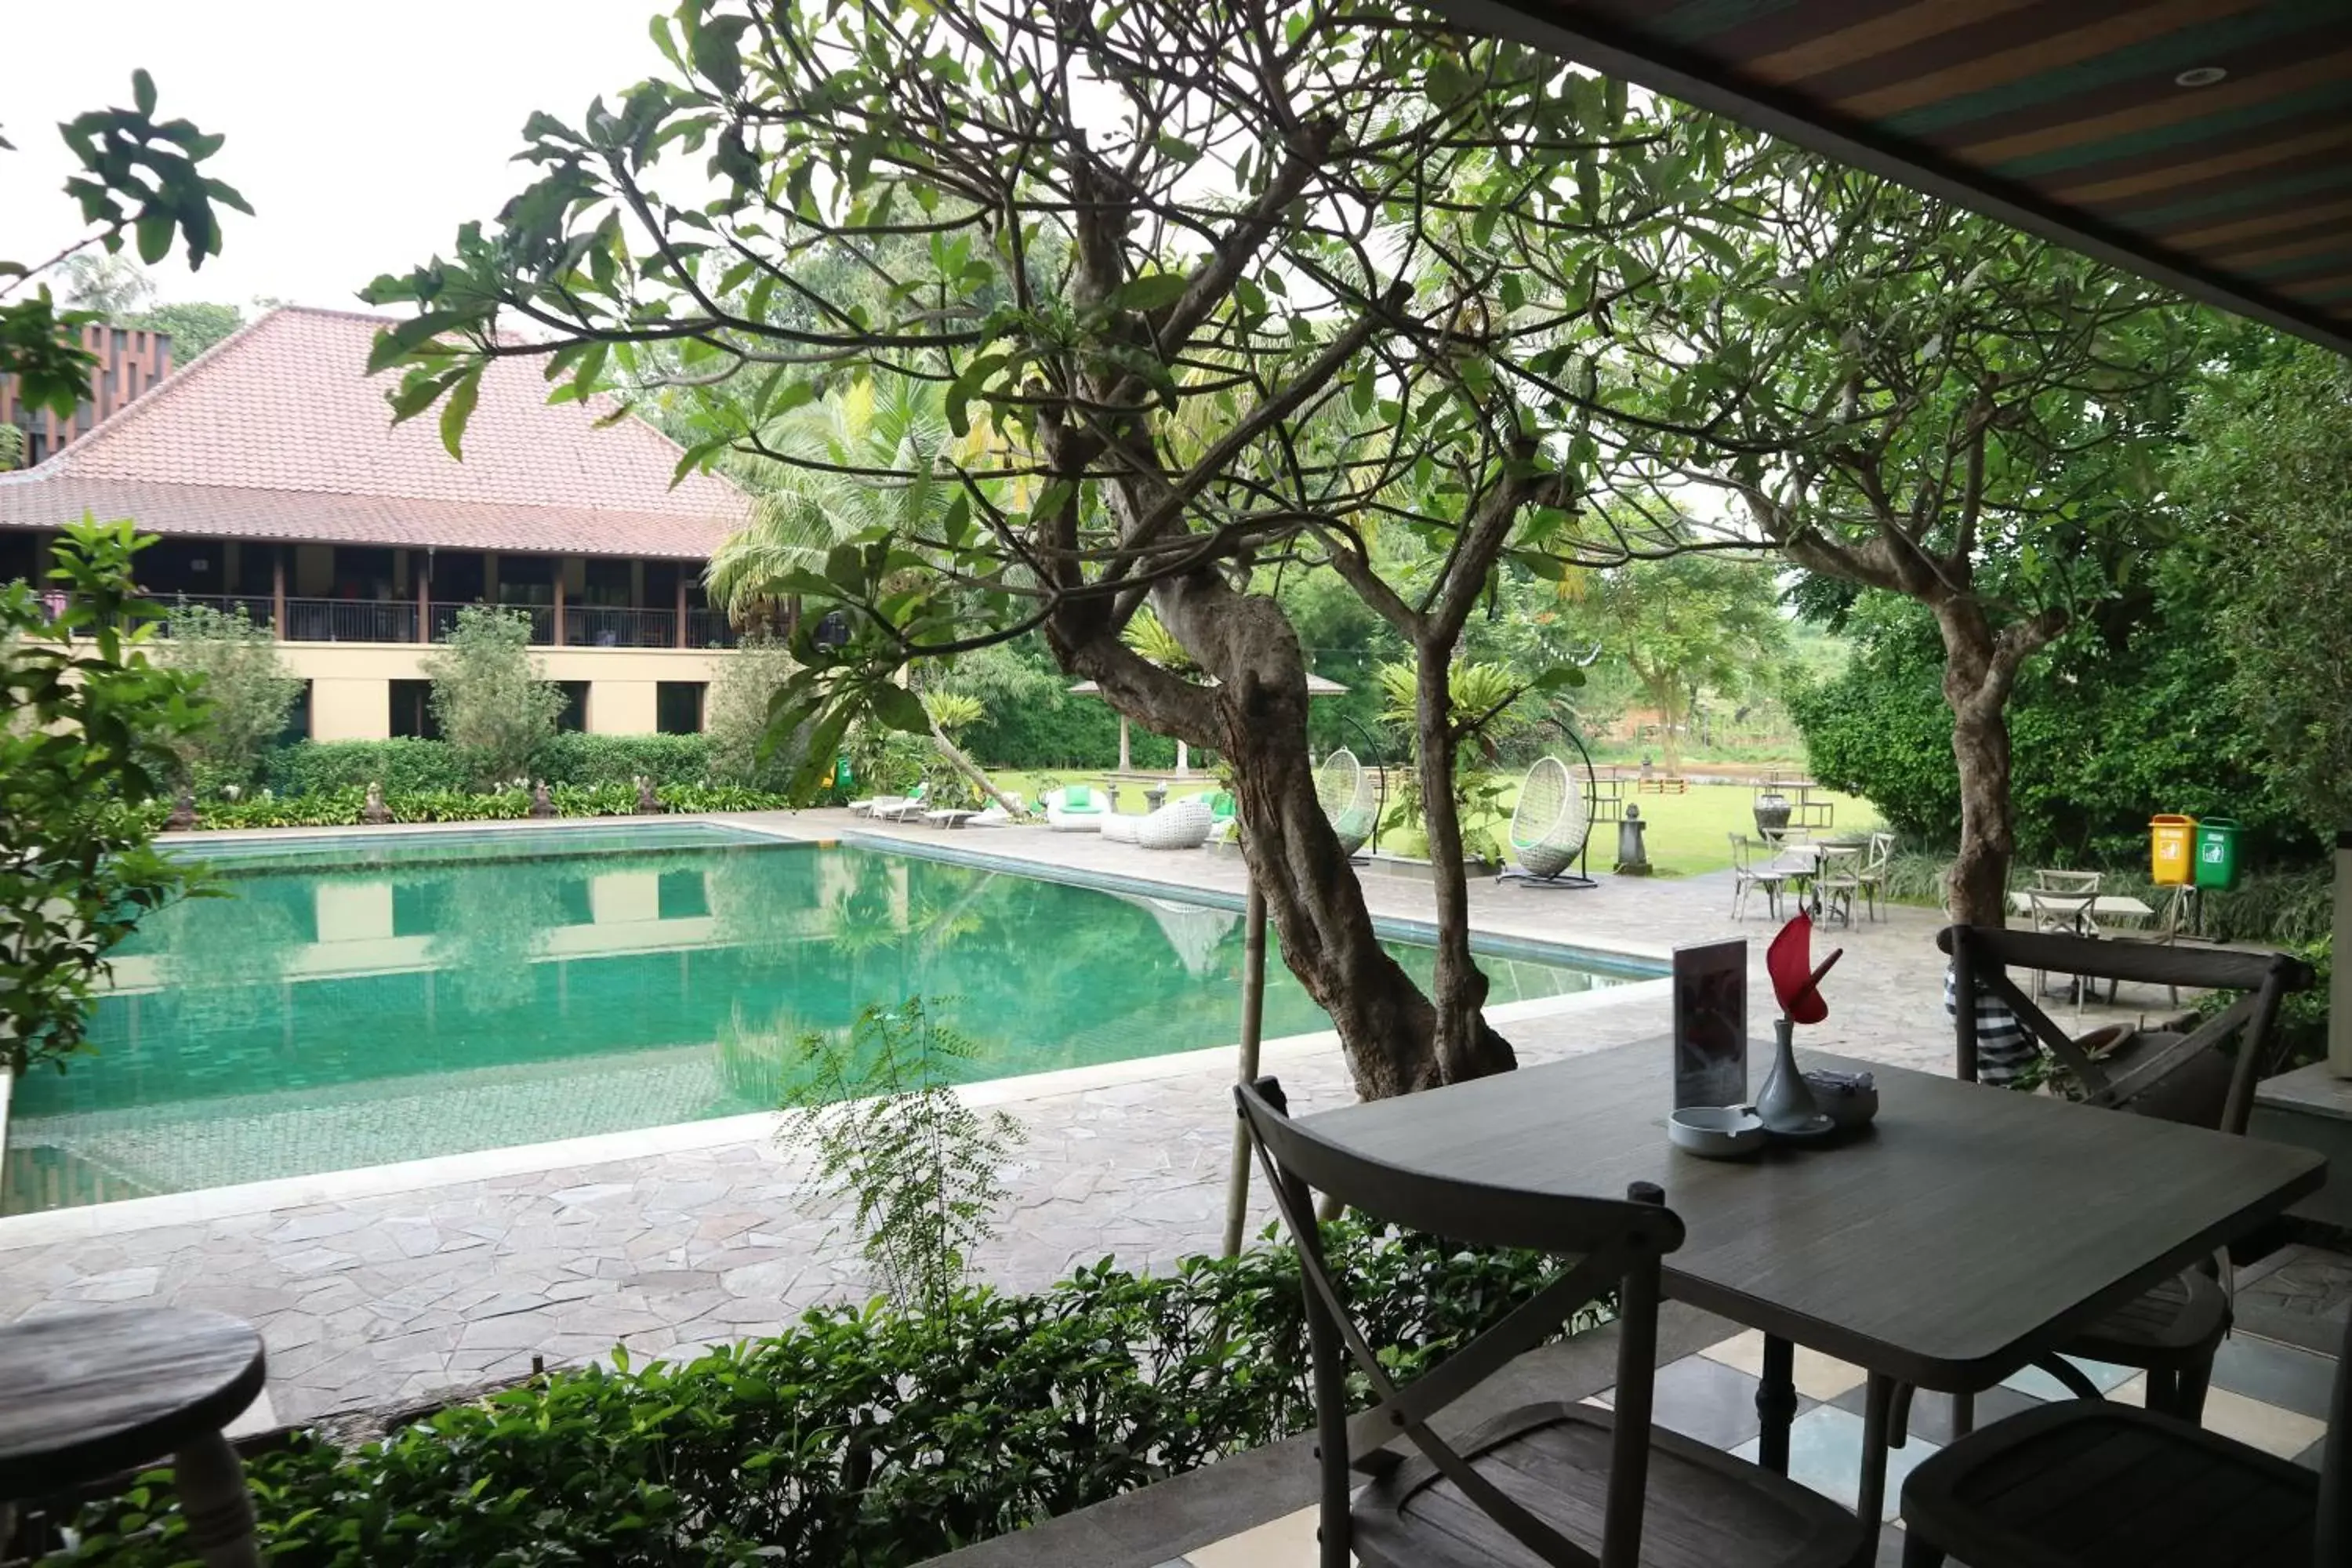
left=1234, top=1076, right=1870, bottom=1568
left=1897, top=1299, right=2347, bottom=1567
left=1729, top=833, right=1790, bottom=920
left=1932, top=926, right=2316, bottom=1427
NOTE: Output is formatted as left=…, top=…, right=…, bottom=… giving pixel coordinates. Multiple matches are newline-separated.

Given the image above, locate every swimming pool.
left=1, top=825, right=1656, bottom=1213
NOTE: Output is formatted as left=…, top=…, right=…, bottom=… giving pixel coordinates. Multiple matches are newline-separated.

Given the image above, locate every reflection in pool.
left=2, top=828, right=1651, bottom=1212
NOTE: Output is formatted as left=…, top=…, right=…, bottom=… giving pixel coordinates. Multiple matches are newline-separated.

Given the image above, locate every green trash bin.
left=2193, top=816, right=2241, bottom=891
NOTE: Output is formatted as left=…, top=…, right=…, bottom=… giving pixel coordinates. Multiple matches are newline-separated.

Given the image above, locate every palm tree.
left=706, top=376, right=985, bottom=620
left=710, top=378, right=1022, bottom=814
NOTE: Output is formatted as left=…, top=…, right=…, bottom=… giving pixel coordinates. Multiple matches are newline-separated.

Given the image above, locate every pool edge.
left=0, top=975, right=1666, bottom=1250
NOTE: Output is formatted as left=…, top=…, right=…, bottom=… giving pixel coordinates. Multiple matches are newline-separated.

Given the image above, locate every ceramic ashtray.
left=1667, top=1105, right=1769, bottom=1160
left=1802, top=1069, right=1878, bottom=1131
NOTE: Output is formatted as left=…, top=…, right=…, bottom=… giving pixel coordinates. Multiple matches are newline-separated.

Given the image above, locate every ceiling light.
left=2174, top=66, right=2228, bottom=87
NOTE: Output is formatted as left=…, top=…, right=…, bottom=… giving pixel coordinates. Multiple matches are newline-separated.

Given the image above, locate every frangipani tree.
left=1583, top=154, right=2190, bottom=923
left=363, top=1, right=1770, bottom=1097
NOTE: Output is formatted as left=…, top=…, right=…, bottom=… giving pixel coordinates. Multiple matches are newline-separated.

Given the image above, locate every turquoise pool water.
left=2, top=826, right=1653, bottom=1213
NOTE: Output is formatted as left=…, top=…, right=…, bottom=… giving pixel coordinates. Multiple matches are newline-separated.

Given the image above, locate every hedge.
left=57, top=1221, right=1586, bottom=1566
left=171, top=782, right=793, bottom=831
left=265, top=735, right=717, bottom=799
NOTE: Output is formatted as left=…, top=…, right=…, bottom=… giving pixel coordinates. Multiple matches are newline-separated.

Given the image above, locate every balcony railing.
left=281, top=597, right=419, bottom=644
left=147, top=593, right=278, bottom=633
left=563, top=604, right=677, bottom=648
left=429, top=602, right=553, bottom=644
left=59, top=593, right=736, bottom=650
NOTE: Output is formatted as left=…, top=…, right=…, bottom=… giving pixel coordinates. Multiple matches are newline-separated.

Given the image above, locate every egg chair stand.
left=1497, top=727, right=1600, bottom=891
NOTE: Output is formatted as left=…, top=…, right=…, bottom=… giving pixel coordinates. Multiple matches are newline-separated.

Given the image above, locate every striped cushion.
left=1944, top=964, right=2038, bottom=1089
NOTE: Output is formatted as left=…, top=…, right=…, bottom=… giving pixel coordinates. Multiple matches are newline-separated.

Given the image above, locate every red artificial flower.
left=1766, top=913, right=1842, bottom=1025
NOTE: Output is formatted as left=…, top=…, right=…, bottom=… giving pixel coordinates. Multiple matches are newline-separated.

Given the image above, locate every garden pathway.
left=0, top=812, right=2191, bottom=1426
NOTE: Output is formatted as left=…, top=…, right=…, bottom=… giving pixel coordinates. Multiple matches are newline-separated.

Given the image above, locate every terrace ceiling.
left=1439, top=0, right=2352, bottom=357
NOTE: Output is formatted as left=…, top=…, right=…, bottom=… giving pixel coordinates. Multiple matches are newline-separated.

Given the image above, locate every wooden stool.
left=0, top=1308, right=267, bottom=1566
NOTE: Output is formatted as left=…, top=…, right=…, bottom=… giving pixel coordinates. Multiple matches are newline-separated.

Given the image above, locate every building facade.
left=0, top=307, right=750, bottom=739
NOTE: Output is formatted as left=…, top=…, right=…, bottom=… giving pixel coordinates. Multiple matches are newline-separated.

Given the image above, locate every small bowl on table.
left=1668, top=1105, right=1769, bottom=1160
left=1801, top=1070, right=1879, bottom=1133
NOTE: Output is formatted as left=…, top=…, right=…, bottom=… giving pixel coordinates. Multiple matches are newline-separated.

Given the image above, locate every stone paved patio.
left=0, top=810, right=2230, bottom=1425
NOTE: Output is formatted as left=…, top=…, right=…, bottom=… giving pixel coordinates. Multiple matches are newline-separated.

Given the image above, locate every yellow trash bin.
left=2150, top=814, right=2197, bottom=885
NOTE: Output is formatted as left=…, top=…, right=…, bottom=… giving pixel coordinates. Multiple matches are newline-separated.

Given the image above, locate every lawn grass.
left=968, top=766, right=1881, bottom=879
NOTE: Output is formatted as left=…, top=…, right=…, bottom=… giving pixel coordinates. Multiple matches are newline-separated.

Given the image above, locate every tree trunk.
left=1935, top=603, right=2017, bottom=928
left=924, top=719, right=1025, bottom=817
left=1052, top=574, right=1513, bottom=1099
left=1413, top=649, right=1515, bottom=1083
left=1653, top=684, right=1684, bottom=779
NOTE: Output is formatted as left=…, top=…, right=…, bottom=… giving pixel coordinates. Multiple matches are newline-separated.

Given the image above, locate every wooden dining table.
left=1292, top=1037, right=2325, bottom=1542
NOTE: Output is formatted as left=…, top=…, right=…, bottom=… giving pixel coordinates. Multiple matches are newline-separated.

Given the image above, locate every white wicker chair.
left=1136, top=795, right=1213, bottom=850
left=1044, top=786, right=1108, bottom=832
left=1501, top=753, right=1596, bottom=887
left=1102, top=811, right=1142, bottom=843
left=1316, top=749, right=1377, bottom=856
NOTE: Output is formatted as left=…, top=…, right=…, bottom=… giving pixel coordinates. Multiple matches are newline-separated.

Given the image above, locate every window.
left=0, top=529, right=34, bottom=586
left=583, top=557, right=634, bottom=607
left=657, top=870, right=710, bottom=920
left=656, top=681, right=706, bottom=735
left=390, top=680, right=439, bottom=740
left=557, top=682, right=589, bottom=733
left=392, top=882, right=440, bottom=938
left=496, top=554, right=557, bottom=607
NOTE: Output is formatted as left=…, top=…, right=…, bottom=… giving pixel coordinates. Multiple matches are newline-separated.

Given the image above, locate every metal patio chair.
left=1235, top=1076, right=1869, bottom=1568
left=1898, top=1298, right=2348, bottom=1567
left=1729, top=833, right=1790, bottom=920
left=1932, top=926, right=2317, bottom=1428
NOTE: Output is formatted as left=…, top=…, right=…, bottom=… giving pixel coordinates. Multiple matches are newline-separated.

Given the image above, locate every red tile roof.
left=0, top=307, right=748, bottom=560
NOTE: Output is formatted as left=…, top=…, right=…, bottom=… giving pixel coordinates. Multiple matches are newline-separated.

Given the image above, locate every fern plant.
left=777, top=997, right=1025, bottom=1312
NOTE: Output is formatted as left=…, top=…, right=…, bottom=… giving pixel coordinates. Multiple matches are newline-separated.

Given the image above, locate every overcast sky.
left=0, top=1, right=665, bottom=311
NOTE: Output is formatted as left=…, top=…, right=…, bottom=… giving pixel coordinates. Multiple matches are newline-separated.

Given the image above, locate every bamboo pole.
left=1221, top=877, right=1269, bottom=1258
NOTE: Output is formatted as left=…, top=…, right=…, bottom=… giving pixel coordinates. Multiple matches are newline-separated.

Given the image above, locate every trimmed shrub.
left=528, top=732, right=713, bottom=788
left=59, top=1221, right=1588, bottom=1567
left=266, top=740, right=474, bottom=798
left=266, top=735, right=717, bottom=799
left=184, top=784, right=790, bottom=830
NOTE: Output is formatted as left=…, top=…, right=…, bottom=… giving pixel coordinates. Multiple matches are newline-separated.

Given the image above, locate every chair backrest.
left=1867, top=832, right=1894, bottom=871
left=2031, top=868, right=2102, bottom=895
left=2025, top=887, right=2100, bottom=938
left=1817, top=844, right=1863, bottom=880
left=1236, top=1076, right=1685, bottom=1568
left=1937, top=925, right=2317, bottom=1134
left=1727, top=833, right=1755, bottom=873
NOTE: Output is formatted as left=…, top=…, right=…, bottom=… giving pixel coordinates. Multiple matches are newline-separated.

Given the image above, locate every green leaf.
left=132, top=69, right=157, bottom=119
left=437, top=367, right=482, bottom=460
left=1109, top=273, right=1189, bottom=314
left=945, top=354, right=1005, bottom=438
left=869, top=682, right=931, bottom=736
left=690, top=14, right=750, bottom=96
